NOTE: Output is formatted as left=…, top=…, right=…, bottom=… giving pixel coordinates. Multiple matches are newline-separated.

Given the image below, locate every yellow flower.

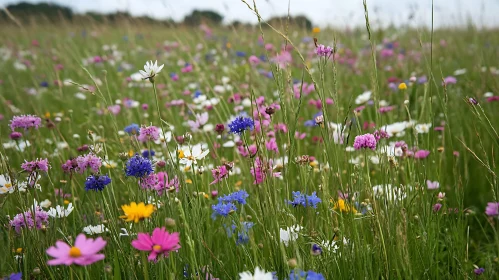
left=120, top=202, right=154, bottom=223
left=235, top=180, right=243, bottom=187
left=16, top=248, right=23, bottom=254
left=332, top=199, right=357, bottom=214
left=128, top=149, right=134, bottom=157
left=312, top=27, right=321, bottom=34
left=44, top=112, right=51, bottom=118
left=185, top=179, right=192, bottom=184
left=398, top=82, right=407, bottom=90
left=226, top=42, right=232, bottom=49
left=178, top=150, right=185, bottom=159
left=63, top=200, right=70, bottom=205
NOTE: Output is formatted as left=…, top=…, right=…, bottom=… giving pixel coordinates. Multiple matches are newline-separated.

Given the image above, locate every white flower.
left=372, top=184, right=406, bottom=201
left=355, top=90, right=372, bottom=104
left=453, top=68, right=467, bottom=76
left=241, top=98, right=252, bottom=107
left=83, top=224, right=109, bottom=235
left=139, top=60, right=164, bottom=80
left=40, top=199, right=52, bottom=208
left=48, top=203, right=74, bottom=218
left=484, top=92, right=494, bottom=98
left=319, top=240, right=340, bottom=253
left=75, top=92, right=86, bottom=100
left=179, top=144, right=210, bottom=166
left=0, top=174, right=14, bottom=194
left=415, top=123, right=432, bottom=134
left=382, top=121, right=413, bottom=137
left=213, top=85, right=225, bottom=93
left=239, top=267, right=273, bottom=280
left=280, top=225, right=302, bottom=246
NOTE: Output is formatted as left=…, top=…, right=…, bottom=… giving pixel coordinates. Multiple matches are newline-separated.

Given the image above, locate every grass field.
left=0, top=4, right=499, bottom=279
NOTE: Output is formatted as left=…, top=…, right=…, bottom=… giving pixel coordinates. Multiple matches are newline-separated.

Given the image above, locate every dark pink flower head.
left=210, top=165, right=229, bottom=185
left=10, top=115, right=42, bottom=131
left=414, top=150, right=430, bottom=159
left=155, top=172, right=179, bottom=195
left=487, top=96, right=499, bottom=102
left=485, top=202, right=499, bottom=217
left=46, top=234, right=106, bottom=266
left=138, top=125, right=160, bottom=142
left=265, top=138, right=279, bottom=153
left=10, top=206, right=49, bottom=233
left=353, top=133, right=377, bottom=150
left=21, top=158, right=49, bottom=173
left=315, top=44, right=333, bottom=57
left=433, top=203, right=442, bottom=212
left=373, top=130, right=389, bottom=142
left=131, top=227, right=180, bottom=262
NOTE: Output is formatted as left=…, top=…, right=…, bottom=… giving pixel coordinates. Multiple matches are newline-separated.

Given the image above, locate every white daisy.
left=83, top=224, right=109, bottom=235
left=47, top=203, right=74, bottom=218
left=179, top=144, right=210, bottom=166
left=139, top=60, right=164, bottom=81
left=238, top=267, right=273, bottom=280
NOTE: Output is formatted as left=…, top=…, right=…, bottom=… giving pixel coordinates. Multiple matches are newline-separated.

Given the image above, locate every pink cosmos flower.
left=46, top=234, right=106, bottom=266
left=131, top=227, right=180, bottom=262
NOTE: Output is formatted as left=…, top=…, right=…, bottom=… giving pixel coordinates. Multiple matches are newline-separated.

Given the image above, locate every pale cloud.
left=1, top=0, right=498, bottom=28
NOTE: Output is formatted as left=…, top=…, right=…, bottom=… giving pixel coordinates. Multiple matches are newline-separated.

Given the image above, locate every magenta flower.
left=433, top=203, right=442, bottom=212
left=265, top=138, right=279, bottom=153
left=10, top=115, right=42, bottom=131
left=426, top=180, right=440, bottom=190
left=210, top=165, right=229, bottom=185
left=131, top=227, right=180, bottom=262
left=138, top=126, right=160, bottom=142
left=487, top=96, right=499, bottom=102
left=46, top=234, right=106, bottom=266
left=21, top=158, right=49, bottom=173
left=353, top=133, right=377, bottom=150
left=485, top=202, right=499, bottom=217
left=414, top=150, right=430, bottom=159
left=248, top=55, right=260, bottom=65
left=107, top=105, right=121, bottom=115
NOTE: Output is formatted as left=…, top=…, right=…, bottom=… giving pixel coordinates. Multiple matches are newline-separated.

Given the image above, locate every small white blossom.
left=47, top=203, right=74, bottom=218
left=139, top=60, right=164, bottom=80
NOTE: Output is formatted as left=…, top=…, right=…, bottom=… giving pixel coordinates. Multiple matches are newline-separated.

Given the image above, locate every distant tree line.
left=0, top=2, right=313, bottom=29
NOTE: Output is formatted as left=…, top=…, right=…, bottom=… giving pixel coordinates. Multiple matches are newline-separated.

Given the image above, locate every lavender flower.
left=353, top=133, right=377, bottom=150
left=315, top=44, right=333, bottom=57
left=75, top=154, right=102, bottom=174
left=9, top=115, right=42, bottom=131
left=137, top=125, right=160, bottom=142
left=21, top=158, right=49, bottom=173
left=9, top=206, right=49, bottom=233
left=485, top=202, right=499, bottom=216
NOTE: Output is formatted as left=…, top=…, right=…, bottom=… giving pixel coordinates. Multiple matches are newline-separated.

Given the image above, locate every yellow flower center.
left=15, top=247, right=22, bottom=254
left=178, top=150, right=185, bottom=159
left=152, top=245, right=162, bottom=252
left=4, top=183, right=12, bottom=189
left=69, top=247, right=82, bottom=257
left=187, top=155, right=195, bottom=161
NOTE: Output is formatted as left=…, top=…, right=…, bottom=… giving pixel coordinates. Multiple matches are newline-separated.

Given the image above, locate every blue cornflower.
left=211, top=202, right=237, bottom=219
left=306, top=192, right=322, bottom=208
left=311, top=244, right=322, bottom=255
left=4, top=272, right=22, bottom=280
left=124, top=123, right=140, bottom=135
left=228, top=116, right=254, bottom=135
left=40, top=81, right=49, bottom=87
left=287, top=191, right=306, bottom=207
left=84, top=174, right=111, bottom=192
left=193, top=90, right=202, bottom=98
left=287, top=191, right=321, bottom=208
left=219, top=190, right=249, bottom=205
left=142, top=149, right=155, bottom=159
left=225, top=221, right=254, bottom=245
left=289, top=270, right=325, bottom=280
left=304, top=120, right=317, bottom=127
left=125, top=155, right=154, bottom=178
left=236, top=51, right=246, bottom=57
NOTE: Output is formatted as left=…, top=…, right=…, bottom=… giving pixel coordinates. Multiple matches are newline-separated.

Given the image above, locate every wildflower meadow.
left=1, top=1, right=499, bottom=279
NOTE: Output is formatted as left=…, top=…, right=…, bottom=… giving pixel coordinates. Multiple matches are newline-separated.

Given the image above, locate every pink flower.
left=107, top=105, right=121, bottom=115
left=10, top=115, right=42, bottom=131
left=487, top=96, right=499, bottom=102
left=210, top=165, right=229, bottom=185
left=265, top=138, right=279, bottom=153
left=46, top=234, right=106, bottom=266
left=75, top=154, right=102, bottom=174
left=187, top=112, right=209, bottom=132
left=21, top=158, right=49, bottom=173
left=485, top=202, right=499, bottom=216
left=414, top=150, right=430, bottom=159
left=138, top=126, right=160, bottom=142
left=131, top=227, right=180, bottom=262
left=426, top=180, right=440, bottom=190
left=248, top=55, right=260, bottom=65
left=353, top=133, right=377, bottom=150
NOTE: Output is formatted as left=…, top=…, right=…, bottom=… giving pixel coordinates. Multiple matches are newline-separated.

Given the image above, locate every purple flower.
left=373, top=130, right=389, bottom=141
left=443, top=76, right=457, bottom=85
left=474, top=268, right=485, bottom=275
left=21, top=158, right=49, bottom=173
left=9, top=115, right=42, bottom=131
left=433, top=203, right=442, bottom=212
left=414, top=150, right=430, bottom=159
left=485, top=202, right=499, bottom=216
left=138, top=125, right=160, bottom=142
left=353, top=133, right=377, bottom=150
left=315, top=44, right=333, bottom=57
left=9, top=206, right=49, bottom=233
left=9, top=132, right=22, bottom=140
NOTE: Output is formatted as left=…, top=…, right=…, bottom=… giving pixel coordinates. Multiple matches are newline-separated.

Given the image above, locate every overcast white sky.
left=2, top=0, right=499, bottom=28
